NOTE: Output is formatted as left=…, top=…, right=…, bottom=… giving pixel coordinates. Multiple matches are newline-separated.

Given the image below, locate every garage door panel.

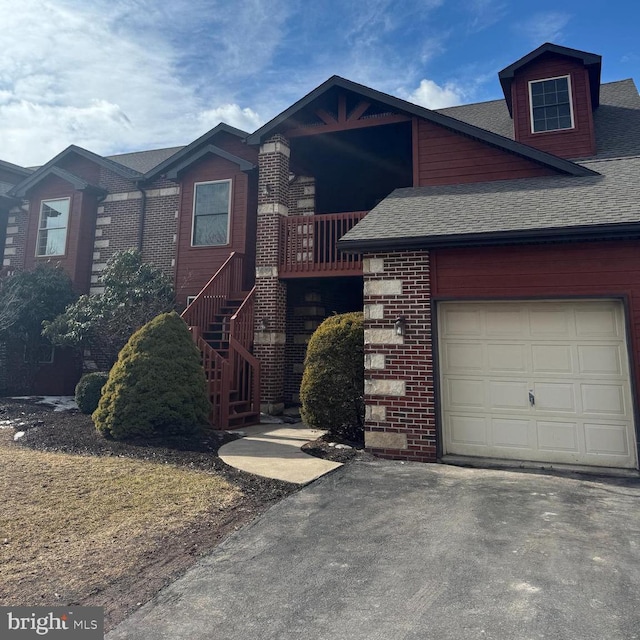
left=534, top=382, right=576, bottom=413
left=448, top=415, right=487, bottom=445
left=531, top=344, right=574, bottom=374
left=529, top=308, right=570, bottom=336
left=491, top=418, right=531, bottom=449
left=575, top=307, right=620, bottom=337
left=486, top=308, right=524, bottom=336
left=445, top=378, right=485, bottom=409
left=580, top=384, right=626, bottom=416
left=536, top=421, right=579, bottom=452
left=489, top=380, right=529, bottom=410
left=441, top=308, right=482, bottom=336
left=584, top=423, right=630, bottom=456
left=487, top=343, right=527, bottom=372
left=578, top=345, right=623, bottom=375
left=439, top=300, right=637, bottom=469
left=442, top=342, right=483, bottom=371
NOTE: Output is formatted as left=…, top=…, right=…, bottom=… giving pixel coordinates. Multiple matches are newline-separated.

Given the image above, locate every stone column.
left=254, top=134, right=290, bottom=414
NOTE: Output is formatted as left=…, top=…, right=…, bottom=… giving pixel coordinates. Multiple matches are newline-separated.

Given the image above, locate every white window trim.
left=528, top=74, right=575, bottom=134
left=186, top=295, right=197, bottom=306
left=36, top=197, right=71, bottom=257
left=191, top=179, right=232, bottom=247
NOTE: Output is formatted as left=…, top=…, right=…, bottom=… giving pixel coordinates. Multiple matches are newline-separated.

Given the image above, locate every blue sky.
left=1, top=0, right=638, bottom=166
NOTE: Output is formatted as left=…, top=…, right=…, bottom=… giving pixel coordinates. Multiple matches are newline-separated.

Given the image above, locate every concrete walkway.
left=218, top=422, right=343, bottom=484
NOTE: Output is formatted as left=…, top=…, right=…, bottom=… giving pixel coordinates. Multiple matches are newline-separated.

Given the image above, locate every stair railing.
left=229, top=287, right=260, bottom=418
left=181, top=252, right=244, bottom=331
left=181, top=252, right=245, bottom=428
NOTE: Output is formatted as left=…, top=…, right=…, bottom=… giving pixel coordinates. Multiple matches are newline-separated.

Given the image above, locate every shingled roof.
left=107, top=146, right=184, bottom=174
left=338, top=155, right=640, bottom=251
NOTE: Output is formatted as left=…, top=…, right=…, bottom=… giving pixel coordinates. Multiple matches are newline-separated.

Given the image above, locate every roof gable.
left=9, top=144, right=142, bottom=197
left=10, top=165, right=106, bottom=198
left=144, top=123, right=250, bottom=180
left=498, top=43, right=602, bottom=115
left=0, top=159, right=33, bottom=178
left=247, top=75, right=596, bottom=178
left=165, top=144, right=255, bottom=179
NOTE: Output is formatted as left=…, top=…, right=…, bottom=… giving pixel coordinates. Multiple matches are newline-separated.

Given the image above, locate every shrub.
left=75, top=372, right=109, bottom=414
left=93, top=312, right=211, bottom=440
left=300, top=312, right=364, bottom=443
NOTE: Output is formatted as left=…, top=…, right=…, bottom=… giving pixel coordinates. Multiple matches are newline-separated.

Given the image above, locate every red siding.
left=417, top=119, right=556, bottom=186
left=175, top=154, right=251, bottom=305
left=511, top=54, right=596, bottom=158
left=433, top=241, right=640, bottom=409
left=24, top=175, right=96, bottom=293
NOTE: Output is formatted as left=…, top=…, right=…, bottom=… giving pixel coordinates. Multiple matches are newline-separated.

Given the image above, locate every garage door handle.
left=529, top=390, right=535, bottom=406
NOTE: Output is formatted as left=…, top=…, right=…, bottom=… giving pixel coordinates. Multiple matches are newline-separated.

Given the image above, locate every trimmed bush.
left=75, top=372, right=109, bottom=414
left=93, top=312, right=211, bottom=440
left=300, top=312, right=364, bottom=443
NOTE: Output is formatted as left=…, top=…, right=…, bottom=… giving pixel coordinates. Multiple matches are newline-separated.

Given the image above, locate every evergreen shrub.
left=300, top=312, right=364, bottom=443
left=75, top=372, right=109, bottom=414
left=93, top=312, right=210, bottom=440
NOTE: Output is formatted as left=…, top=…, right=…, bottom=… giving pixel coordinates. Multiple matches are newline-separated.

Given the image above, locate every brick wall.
left=362, top=251, right=436, bottom=462
left=141, top=178, right=179, bottom=278
left=2, top=204, right=28, bottom=271
left=254, top=134, right=290, bottom=413
left=288, top=176, right=315, bottom=216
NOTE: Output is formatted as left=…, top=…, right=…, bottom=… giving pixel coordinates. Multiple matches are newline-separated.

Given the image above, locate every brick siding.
left=362, top=251, right=436, bottom=462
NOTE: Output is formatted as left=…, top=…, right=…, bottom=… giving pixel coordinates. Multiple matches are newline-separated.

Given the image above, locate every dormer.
left=499, top=43, right=601, bottom=159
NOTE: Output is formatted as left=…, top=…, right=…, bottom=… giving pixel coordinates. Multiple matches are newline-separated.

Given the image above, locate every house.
left=2, top=42, right=639, bottom=469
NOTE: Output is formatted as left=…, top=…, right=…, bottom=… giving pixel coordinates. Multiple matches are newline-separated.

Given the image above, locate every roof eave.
left=339, top=222, right=640, bottom=253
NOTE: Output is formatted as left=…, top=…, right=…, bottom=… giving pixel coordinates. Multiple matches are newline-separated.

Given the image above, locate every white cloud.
left=406, top=79, right=465, bottom=109
left=198, top=104, right=263, bottom=134
left=517, top=11, right=571, bottom=44
left=0, top=0, right=274, bottom=166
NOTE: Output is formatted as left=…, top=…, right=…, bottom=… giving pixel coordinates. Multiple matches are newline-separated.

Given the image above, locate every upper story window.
left=36, top=198, right=70, bottom=256
left=192, top=180, right=231, bottom=246
left=529, top=75, right=574, bottom=133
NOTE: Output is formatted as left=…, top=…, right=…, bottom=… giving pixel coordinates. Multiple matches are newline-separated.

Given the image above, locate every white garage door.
left=439, top=300, right=638, bottom=469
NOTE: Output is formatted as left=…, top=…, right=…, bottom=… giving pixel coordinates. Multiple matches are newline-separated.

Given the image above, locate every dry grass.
left=0, top=430, right=241, bottom=605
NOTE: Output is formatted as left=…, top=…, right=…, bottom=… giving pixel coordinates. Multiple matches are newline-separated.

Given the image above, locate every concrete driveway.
left=108, top=459, right=640, bottom=640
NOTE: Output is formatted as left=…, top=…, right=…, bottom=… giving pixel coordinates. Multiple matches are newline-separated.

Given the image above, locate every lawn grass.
left=0, top=430, right=241, bottom=606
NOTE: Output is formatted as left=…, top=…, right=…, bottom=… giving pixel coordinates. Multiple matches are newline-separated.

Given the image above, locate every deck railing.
left=279, top=211, right=367, bottom=276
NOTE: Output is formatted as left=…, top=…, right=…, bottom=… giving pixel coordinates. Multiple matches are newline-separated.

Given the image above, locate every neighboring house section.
left=2, top=42, right=640, bottom=471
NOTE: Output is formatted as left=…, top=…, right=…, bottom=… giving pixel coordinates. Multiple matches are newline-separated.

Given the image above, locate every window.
left=529, top=76, right=574, bottom=133
left=192, top=180, right=231, bottom=246
left=36, top=198, right=70, bottom=256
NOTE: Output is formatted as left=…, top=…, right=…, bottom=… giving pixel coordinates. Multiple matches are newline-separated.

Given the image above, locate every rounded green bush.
left=300, top=312, right=364, bottom=443
left=93, top=311, right=211, bottom=440
left=75, top=372, right=109, bottom=414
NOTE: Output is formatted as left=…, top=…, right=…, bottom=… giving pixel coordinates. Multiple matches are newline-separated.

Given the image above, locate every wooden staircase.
left=181, top=253, right=260, bottom=429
